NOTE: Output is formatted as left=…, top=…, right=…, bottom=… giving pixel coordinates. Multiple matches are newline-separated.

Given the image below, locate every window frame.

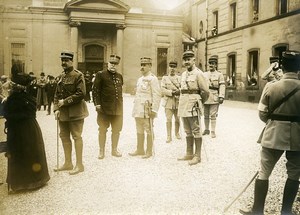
left=247, top=48, right=260, bottom=87
left=227, top=52, right=237, bottom=88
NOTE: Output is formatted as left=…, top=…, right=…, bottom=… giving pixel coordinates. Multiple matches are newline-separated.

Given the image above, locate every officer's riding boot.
left=54, top=140, right=73, bottom=171
left=281, top=178, right=299, bottom=214
left=69, top=138, right=84, bottom=175
left=175, top=121, right=181, bottom=139
left=239, top=179, right=269, bottom=215
left=202, top=118, right=210, bottom=135
left=177, top=136, right=194, bottom=161
left=111, top=133, right=122, bottom=157
left=211, top=119, right=216, bottom=138
left=142, top=134, right=153, bottom=159
left=98, top=134, right=106, bottom=159
left=166, top=122, right=172, bottom=143
left=188, top=138, right=202, bottom=165
left=129, top=133, right=145, bottom=156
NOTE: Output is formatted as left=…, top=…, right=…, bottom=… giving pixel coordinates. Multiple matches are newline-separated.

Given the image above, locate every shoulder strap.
left=269, top=86, right=299, bottom=114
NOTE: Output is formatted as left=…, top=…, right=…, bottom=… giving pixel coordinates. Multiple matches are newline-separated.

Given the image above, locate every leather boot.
left=98, top=134, right=106, bottom=159
left=211, top=119, right=216, bottom=138
left=54, top=140, right=73, bottom=172
left=69, top=138, right=84, bottom=175
left=177, top=136, right=194, bottom=161
left=188, top=138, right=202, bottom=165
left=142, top=134, right=153, bottom=159
left=203, top=118, right=210, bottom=135
left=111, top=133, right=122, bottom=157
left=166, top=122, right=172, bottom=143
left=129, top=133, right=145, bottom=156
left=281, top=178, right=299, bottom=214
left=239, top=179, right=269, bottom=215
left=175, top=121, right=181, bottom=139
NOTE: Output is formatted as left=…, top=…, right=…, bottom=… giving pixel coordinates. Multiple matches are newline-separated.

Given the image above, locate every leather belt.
left=181, top=89, right=200, bottom=94
left=269, top=114, right=300, bottom=122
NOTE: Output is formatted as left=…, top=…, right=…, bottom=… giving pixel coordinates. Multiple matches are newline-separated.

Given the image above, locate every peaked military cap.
left=109, top=54, right=121, bottom=64
left=140, top=57, right=152, bottom=64
left=60, top=50, right=74, bottom=60
left=269, top=56, right=279, bottom=63
left=182, top=50, right=195, bottom=59
left=208, top=56, right=218, bottom=64
left=169, top=60, right=178, bottom=67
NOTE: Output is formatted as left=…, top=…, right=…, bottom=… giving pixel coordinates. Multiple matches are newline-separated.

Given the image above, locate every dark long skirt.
left=6, top=118, right=50, bottom=192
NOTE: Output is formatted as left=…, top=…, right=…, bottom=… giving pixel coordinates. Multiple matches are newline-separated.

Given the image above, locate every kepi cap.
left=140, top=57, right=152, bottom=65
left=60, top=50, right=74, bottom=60
left=169, top=60, right=178, bottom=67
left=208, top=56, right=218, bottom=64
left=269, top=56, right=279, bottom=63
left=109, top=54, right=121, bottom=64
left=282, top=50, right=300, bottom=71
left=182, top=50, right=194, bottom=59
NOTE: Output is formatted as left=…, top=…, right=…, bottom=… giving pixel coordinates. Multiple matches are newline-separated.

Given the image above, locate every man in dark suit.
left=92, top=54, right=123, bottom=159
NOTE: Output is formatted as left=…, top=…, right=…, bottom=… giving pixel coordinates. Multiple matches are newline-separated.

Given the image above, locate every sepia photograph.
left=0, top=0, right=299, bottom=214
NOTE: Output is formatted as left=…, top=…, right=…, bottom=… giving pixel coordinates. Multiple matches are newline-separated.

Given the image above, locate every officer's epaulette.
left=74, top=69, right=83, bottom=74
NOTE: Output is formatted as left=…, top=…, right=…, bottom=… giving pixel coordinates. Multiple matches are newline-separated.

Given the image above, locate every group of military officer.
left=53, top=49, right=226, bottom=176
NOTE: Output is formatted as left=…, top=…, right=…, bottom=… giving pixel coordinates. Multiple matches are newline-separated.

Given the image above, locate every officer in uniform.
left=177, top=50, right=209, bottom=165
left=261, top=56, right=283, bottom=82
left=54, top=50, right=89, bottom=175
left=92, top=54, right=123, bottom=159
left=202, top=56, right=225, bottom=138
left=240, top=50, right=300, bottom=215
left=129, top=57, right=161, bottom=159
left=161, top=60, right=181, bottom=143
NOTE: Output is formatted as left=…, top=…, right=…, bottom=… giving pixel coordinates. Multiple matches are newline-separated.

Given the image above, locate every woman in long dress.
left=3, top=71, right=50, bottom=193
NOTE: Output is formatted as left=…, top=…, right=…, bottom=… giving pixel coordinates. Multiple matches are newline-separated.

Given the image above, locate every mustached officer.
left=92, top=54, right=123, bottom=159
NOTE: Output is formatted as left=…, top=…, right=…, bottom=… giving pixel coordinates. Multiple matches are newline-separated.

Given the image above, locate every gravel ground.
left=0, top=94, right=299, bottom=215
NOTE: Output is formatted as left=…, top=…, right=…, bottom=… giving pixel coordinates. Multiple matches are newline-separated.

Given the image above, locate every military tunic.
left=161, top=74, right=181, bottom=109
left=178, top=67, right=209, bottom=117
left=53, top=68, right=89, bottom=121
left=203, top=70, right=225, bottom=105
left=258, top=73, right=300, bottom=151
left=132, top=73, right=161, bottom=118
left=92, top=70, right=123, bottom=116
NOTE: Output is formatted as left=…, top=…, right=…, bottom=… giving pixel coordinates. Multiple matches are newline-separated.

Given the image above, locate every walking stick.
left=56, top=119, right=59, bottom=173
left=223, top=171, right=259, bottom=213
left=145, top=100, right=155, bottom=156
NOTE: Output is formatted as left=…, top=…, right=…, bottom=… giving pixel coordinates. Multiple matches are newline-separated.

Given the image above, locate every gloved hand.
left=95, top=105, right=101, bottom=112
left=172, top=89, right=180, bottom=96
left=219, top=97, right=224, bottom=104
left=148, top=111, right=157, bottom=119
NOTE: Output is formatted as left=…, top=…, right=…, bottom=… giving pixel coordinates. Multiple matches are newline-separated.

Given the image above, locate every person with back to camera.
left=239, top=50, right=300, bottom=215
left=54, top=50, right=89, bottom=175
left=3, top=70, right=50, bottom=193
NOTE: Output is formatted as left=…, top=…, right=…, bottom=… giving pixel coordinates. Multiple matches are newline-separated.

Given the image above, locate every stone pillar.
left=116, top=24, right=126, bottom=75
left=69, top=21, right=81, bottom=68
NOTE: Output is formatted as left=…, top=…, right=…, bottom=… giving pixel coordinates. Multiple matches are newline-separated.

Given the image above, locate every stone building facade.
left=0, top=0, right=184, bottom=93
left=184, top=0, right=300, bottom=102
left=1, top=0, right=299, bottom=100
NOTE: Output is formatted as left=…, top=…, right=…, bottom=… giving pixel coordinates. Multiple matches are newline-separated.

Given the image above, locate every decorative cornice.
left=69, top=21, right=81, bottom=27
left=116, top=24, right=126, bottom=29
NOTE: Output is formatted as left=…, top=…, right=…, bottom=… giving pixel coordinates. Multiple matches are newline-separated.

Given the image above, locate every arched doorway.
left=84, top=44, right=104, bottom=75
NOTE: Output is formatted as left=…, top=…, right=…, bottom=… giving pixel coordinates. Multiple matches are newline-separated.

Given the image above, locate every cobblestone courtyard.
left=0, top=95, right=299, bottom=215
